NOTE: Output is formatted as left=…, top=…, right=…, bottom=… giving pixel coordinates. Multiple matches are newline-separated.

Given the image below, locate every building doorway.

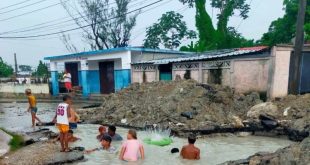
left=65, top=63, right=79, bottom=86
left=159, top=64, right=172, bottom=81
left=99, top=62, right=115, bottom=94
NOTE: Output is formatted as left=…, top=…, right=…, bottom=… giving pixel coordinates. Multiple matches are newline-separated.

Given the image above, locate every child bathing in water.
left=85, top=135, right=116, bottom=154
left=96, top=125, right=106, bottom=141
left=180, top=134, right=200, bottom=160
left=119, top=129, right=144, bottom=161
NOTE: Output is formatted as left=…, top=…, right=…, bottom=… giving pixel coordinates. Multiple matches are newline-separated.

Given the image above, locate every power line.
left=5, top=0, right=170, bottom=40
left=0, top=0, right=164, bottom=39
left=0, top=0, right=32, bottom=10
left=0, top=0, right=49, bottom=15
left=0, top=0, right=70, bottom=22
left=0, top=0, right=146, bottom=35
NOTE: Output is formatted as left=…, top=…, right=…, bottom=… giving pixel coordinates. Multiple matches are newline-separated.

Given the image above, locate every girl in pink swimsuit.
left=119, top=129, right=145, bottom=161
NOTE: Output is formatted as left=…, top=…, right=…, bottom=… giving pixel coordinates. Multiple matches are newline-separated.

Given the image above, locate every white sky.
left=0, top=0, right=285, bottom=67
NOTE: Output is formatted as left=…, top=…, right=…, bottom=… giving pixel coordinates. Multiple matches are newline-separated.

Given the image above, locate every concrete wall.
left=173, top=70, right=199, bottom=81
left=0, top=84, right=49, bottom=94
left=131, top=64, right=158, bottom=83
left=232, top=58, right=270, bottom=93
left=269, top=46, right=293, bottom=98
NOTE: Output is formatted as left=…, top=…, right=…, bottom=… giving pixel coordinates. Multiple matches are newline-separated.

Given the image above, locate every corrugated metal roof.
left=132, top=46, right=269, bottom=65
left=44, top=47, right=193, bottom=61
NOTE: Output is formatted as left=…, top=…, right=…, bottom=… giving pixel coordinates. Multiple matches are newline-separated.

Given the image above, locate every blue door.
left=300, top=52, right=310, bottom=93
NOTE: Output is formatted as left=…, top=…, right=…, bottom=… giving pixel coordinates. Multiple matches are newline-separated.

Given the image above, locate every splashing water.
left=144, top=125, right=173, bottom=146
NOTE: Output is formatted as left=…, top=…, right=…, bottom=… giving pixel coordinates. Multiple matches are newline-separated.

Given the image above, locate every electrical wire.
left=0, top=0, right=71, bottom=22
left=0, top=0, right=164, bottom=39
left=0, top=0, right=32, bottom=10
left=0, top=0, right=146, bottom=35
left=0, top=0, right=49, bottom=15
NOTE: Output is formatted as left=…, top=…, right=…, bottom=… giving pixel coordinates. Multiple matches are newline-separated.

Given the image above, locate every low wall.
left=0, top=84, right=50, bottom=94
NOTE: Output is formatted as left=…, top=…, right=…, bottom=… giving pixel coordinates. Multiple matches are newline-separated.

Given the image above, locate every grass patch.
left=0, top=128, right=24, bottom=151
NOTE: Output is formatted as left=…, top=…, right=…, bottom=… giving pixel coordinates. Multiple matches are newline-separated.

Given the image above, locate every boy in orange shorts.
left=53, top=95, right=72, bottom=152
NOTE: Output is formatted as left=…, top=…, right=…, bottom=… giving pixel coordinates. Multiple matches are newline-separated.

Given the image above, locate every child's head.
left=25, top=89, right=31, bottom=96
left=100, top=135, right=112, bottom=147
left=68, top=129, right=74, bottom=138
left=188, top=134, right=196, bottom=144
left=108, top=126, right=116, bottom=136
left=127, top=129, right=137, bottom=140
left=98, top=126, right=106, bottom=134
left=63, top=95, right=72, bottom=104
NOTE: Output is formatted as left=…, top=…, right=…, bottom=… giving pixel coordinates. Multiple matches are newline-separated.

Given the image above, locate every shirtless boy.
left=180, top=134, right=200, bottom=160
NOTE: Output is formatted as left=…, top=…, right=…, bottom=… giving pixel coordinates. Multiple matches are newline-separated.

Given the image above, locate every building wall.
left=172, top=62, right=200, bottom=81
left=131, top=64, right=158, bottom=83
left=232, top=59, right=270, bottom=93
left=269, top=46, right=292, bottom=98
left=0, top=84, right=49, bottom=94
left=132, top=58, right=271, bottom=95
left=49, top=50, right=191, bottom=95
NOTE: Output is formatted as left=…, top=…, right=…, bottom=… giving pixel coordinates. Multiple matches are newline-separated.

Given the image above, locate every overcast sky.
left=0, top=0, right=285, bottom=67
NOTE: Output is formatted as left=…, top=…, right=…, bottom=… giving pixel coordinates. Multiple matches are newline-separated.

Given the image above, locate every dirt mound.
left=79, top=80, right=262, bottom=130
left=272, top=94, right=310, bottom=141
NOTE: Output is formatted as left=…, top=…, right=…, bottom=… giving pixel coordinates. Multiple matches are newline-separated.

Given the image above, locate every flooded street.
left=0, top=102, right=295, bottom=165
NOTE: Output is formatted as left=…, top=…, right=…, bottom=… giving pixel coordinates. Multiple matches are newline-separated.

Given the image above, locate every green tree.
left=0, top=57, right=13, bottom=77
left=33, top=61, right=49, bottom=77
left=258, top=0, right=310, bottom=46
left=144, top=11, right=196, bottom=50
left=61, top=0, right=138, bottom=51
left=179, top=0, right=252, bottom=51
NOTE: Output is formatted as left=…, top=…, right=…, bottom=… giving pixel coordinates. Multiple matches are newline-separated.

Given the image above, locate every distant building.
left=132, top=45, right=310, bottom=99
left=44, top=47, right=191, bottom=96
left=44, top=45, right=310, bottom=99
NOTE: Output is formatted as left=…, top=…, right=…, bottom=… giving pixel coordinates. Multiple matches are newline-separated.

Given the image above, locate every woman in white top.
left=63, top=70, right=72, bottom=93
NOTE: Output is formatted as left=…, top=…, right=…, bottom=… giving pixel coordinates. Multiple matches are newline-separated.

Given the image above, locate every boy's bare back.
left=181, top=145, right=200, bottom=160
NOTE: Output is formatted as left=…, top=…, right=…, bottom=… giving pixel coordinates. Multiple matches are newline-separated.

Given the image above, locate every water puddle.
left=0, top=102, right=295, bottom=165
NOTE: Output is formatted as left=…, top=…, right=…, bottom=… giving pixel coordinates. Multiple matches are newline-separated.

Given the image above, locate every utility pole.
left=288, top=0, right=307, bottom=95
left=14, top=53, right=18, bottom=77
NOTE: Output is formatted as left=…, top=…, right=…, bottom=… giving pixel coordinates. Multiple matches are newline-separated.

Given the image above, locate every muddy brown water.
left=0, top=102, right=295, bottom=165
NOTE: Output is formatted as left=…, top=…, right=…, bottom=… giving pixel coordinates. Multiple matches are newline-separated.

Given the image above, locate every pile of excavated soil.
left=79, top=80, right=262, bottom=130
left=272, top=94, right=310, bottom=141
left=273, top=94, right=310, bottom=121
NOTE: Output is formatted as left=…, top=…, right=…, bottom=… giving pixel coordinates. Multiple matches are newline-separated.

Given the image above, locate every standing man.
left=53, top=95, right=72, bottom=152
left=63, top=70, right=72, bottom=93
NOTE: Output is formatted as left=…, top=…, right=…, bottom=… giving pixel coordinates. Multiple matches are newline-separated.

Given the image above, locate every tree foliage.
left=33, top=61, right=49, bottom=77
left=0, top=57, right=13, bottom=77
left=61, top=0, right=138, bottom=51
left=144, top=11, right=196, bottom=50
left=179, top=0, right=253, bottom=52
left=258, top=0, right=310, bottom=46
